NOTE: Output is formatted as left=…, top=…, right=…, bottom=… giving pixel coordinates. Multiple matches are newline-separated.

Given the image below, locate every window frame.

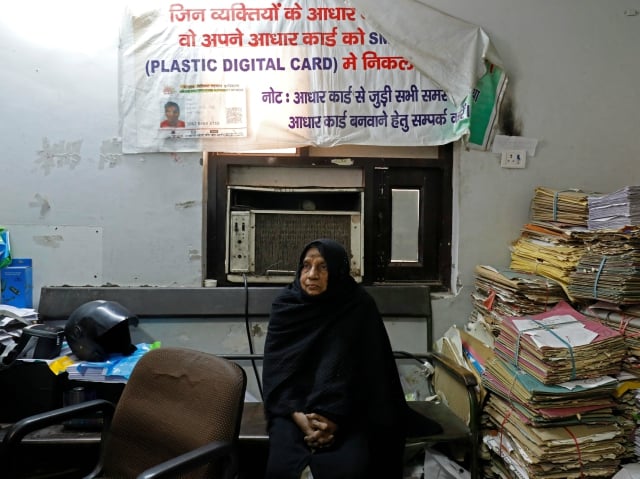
left=205, top=144, right=452, bottom=291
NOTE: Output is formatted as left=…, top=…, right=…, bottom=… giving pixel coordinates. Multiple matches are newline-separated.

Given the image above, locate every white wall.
left=1, top=1, right=639, bottom=343
left=427, top=0, right=640, bottom=337
left=0, top=2, right=204, bottom=301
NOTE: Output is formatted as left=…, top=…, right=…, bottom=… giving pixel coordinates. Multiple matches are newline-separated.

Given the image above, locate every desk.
left=1, top=400, right=464, bottom=443
left=240, top=400, right=467, bottom=444
left=0, top=400, right=468, bottom=478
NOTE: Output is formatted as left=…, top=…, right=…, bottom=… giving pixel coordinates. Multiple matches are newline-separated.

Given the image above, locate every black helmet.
left=64, top=300, right=138, bottom=361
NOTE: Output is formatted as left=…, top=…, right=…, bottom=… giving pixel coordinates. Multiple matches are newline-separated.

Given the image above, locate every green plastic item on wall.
left=0, top=227, right=11, bottom=269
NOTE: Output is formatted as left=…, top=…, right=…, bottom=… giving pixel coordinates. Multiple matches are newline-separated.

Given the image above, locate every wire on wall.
left=243, top=273, right=264, bottom=400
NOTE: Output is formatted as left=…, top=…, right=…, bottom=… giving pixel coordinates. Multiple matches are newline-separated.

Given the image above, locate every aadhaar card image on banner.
left=119, top=1, right=478, bottom=153
left=159, top=84, right=248, bottom=139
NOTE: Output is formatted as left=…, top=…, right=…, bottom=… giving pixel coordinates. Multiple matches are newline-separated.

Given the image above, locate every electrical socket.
left=501, top=150, right=527, bottom=168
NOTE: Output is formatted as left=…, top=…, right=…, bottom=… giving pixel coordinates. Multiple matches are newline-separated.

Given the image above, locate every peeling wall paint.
left=28, top=194, right=51, bottom=218
left=32, top=234, right=64, bottom=248
left=35, top=138, right=82, bottom=175
left=175, top=200, right=197, bottom=209
left=251, top=323, right=265, bottom=337
left=99, top=137, right=123, bottom=169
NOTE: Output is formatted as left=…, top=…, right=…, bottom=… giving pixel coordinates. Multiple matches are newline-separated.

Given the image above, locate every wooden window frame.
left=205, top=144, right=452, bottom=291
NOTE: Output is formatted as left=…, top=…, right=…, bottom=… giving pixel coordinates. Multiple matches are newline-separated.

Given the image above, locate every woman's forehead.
left=303, top=247, right=323, bottom=260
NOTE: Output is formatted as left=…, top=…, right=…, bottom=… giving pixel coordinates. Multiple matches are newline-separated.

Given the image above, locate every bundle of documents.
left=611, top=374, right=640, bottom=461
left=483, top=393, right=625, bottom=479
left=493, top=301, right=626, bottom=385
left=436, top=325, right=494, bottom=403
left=471, top=265, right=567, bottom=333
left=509, top=222, right=589, bottom=298
left=530, top=186, right=590, bottom=226
left=568, top=250, right=640, bottom=305
left=635, top=389, right=640, bottom=460
left=66, top=343, right=156, bottom=383
left=582, top=226, right=640, bottom=255
left=588, top=186, right=640, bottom=230
left=567, top=227, right=640, bottom=303
left=519, top=221, right=591, bottom=243
left=0, top=304, right=39, bottom=360
left=582, top=301, right=640, bottom=374
left=482, top=356, right=619, bottom=427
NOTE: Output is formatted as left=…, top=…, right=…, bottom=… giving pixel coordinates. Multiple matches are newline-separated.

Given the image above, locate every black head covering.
left=262, top=238, right=407, bottom=429
left=292, top=238, right=356, bottom=301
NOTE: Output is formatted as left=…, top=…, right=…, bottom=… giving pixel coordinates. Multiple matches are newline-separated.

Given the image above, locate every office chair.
left=1, top=347, right=247, bottom=479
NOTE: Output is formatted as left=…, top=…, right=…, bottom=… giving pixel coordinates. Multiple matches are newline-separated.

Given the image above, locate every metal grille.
left=254, top=214, right=352, bottom=275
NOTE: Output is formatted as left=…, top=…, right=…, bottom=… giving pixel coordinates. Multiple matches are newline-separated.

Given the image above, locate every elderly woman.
left=262, top=239, right=409, bottom=479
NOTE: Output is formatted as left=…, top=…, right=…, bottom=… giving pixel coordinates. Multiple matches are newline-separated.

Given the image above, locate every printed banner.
left=120, top=1, right=497, bottom=153
left=468, top=61, right=508, bottom=150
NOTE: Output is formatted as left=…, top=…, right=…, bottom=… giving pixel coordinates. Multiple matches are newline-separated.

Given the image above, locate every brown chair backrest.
left=100, top=347, right=247, bottom=478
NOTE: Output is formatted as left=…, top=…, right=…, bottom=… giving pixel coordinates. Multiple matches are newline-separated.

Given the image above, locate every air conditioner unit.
left=226, top=188, right=363, bottom=283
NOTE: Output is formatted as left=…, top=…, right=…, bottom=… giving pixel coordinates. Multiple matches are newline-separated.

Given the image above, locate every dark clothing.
left=262, top=239, right=409, bottom=479
left=265, top=417, right=370, bottom=479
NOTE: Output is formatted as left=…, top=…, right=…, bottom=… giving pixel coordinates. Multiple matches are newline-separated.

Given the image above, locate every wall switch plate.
left=501, top=150, right=527, bottom=168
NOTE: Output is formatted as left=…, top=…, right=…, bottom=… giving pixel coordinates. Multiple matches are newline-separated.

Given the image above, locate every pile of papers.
left=471, top=265, right=567, bottom=334
left=568, top=228, right=640, bottom=304
left=65, top=343, right=156, bottom=383
left=530, top=186, right=590, bottom=226
left=588, top=186, right=640, bottom=231
left=483, top=394, right=625, bottom=479
left=510, top=222, right=589, bottom=299
left=482, top=302, right=630, bottom=478
left=483, top=358, right=619, bottom=427
left=492, top=301, right=626, bottom=385
left=611, top=374, right=640, bottom=462
left=582, top=301, right=640, bottom=374
left=0, top=304, right=39, bottom=361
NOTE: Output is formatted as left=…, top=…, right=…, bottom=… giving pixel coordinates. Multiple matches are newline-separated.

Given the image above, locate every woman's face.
left=300, top=247, right=329, bottom=296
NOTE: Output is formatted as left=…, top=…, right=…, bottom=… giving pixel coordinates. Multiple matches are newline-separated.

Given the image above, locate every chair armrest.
left=136, top=440, right=234, bottom=479
left=1, top=399, right=115, bottom=478
left=1, top=399, right=115, bottom=447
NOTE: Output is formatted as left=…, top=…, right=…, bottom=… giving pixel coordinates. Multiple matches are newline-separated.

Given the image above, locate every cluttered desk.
left=0, top=401, right=467, bottom=479
left=1, top=286, right=480, bottom=479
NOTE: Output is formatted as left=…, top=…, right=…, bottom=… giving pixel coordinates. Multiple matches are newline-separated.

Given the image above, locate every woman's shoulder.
left=353, top=284, right=377, bottom=305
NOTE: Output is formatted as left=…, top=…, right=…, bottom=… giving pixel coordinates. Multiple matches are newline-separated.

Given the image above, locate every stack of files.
left=530, top=186, right=590, bottom=226
left=588, top=185, right=640, bottom=230
left=493, top=301, right=626, bottom=385
left=65, top=361, right=125, bottom=383
left=482, top=393, right=625, bottom=479
left=568, top=250, right=640, bottom=304
left=1, top=305, right=39, bottom=358
left=471, top=264, right=567, bottom=333
left=66, top=343, right=155, bottom=383
left=611, top=373, right=640, bottom=461
left=582, top=301, right=640, bottom=374
left=509, top=222, right=589, bottom=299
left=516, top=221, right=592, bottom=245
left=635, top=389, right=640, bottom=460
left=482, top=355, right=619, bottom=427
left=568, top=227, right=640, bottom=304
left=0, top=304, right=38, bottom=322
left=582, top=226, right=640, bottom=254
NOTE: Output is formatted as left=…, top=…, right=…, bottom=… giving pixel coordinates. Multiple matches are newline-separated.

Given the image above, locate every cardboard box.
left=1, top=258, right=33, bottom=308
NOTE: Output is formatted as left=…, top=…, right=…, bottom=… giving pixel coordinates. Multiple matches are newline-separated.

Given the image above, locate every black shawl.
left=262, top=239, right=408, bottom=432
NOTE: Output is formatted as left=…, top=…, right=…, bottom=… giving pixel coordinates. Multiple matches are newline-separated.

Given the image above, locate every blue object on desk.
left=1, top=258, right=33, bottom=308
